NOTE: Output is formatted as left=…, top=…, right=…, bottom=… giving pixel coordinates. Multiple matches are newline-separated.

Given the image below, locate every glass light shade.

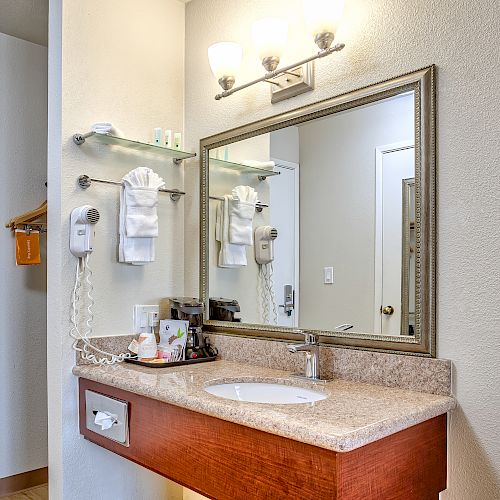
left=303, top=0, right=345, bottom=37
left=207, top=42, right=242, bottom=80
left=251, top=18, right=288, bottom=60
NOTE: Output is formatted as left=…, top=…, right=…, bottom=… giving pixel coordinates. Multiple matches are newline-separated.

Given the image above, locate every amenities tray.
left=125, top=356, right=217, bottom=368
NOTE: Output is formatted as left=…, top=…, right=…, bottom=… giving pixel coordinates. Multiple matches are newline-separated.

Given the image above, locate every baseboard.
left=0, top=467, right=48, bottom=497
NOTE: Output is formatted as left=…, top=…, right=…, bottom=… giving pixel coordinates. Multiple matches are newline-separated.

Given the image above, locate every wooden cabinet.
left=79, top=378, right=447, bottom=499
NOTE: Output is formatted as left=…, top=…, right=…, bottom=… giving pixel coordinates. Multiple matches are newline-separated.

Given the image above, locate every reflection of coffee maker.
left=209, top=297, right=241, bottom=322
left=170, top=297, right=210, bottom=358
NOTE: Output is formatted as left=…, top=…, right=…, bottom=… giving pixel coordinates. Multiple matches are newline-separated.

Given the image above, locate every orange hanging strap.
left=15, top=229, right=41, bottom=265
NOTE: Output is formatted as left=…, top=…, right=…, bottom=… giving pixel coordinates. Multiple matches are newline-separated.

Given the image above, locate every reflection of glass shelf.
left=76, top=132, right=196, bottom=161
left=209, top=157, right=280, bottom=178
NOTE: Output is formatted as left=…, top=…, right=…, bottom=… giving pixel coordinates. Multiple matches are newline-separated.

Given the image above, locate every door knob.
left=382, top=305, right=394, bottom=315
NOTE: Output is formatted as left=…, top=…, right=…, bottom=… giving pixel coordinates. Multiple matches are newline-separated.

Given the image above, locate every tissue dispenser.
left=85, top=390, right=129, bottom=446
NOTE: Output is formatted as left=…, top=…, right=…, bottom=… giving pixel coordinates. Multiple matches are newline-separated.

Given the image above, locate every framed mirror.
left=200, top=66, right=436, bottom=356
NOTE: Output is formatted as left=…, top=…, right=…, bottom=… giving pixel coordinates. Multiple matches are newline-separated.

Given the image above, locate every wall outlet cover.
left=133, top=305, right=159, bottom=333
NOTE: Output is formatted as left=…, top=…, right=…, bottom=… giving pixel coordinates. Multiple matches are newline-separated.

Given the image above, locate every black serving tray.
left=124, top=356, right=217, bottom=369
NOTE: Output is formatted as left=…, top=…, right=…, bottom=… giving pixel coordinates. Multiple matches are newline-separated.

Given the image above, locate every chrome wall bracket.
left=270, top=62, right=315, bottom=104
left=73, top=131, right=96, bottom=145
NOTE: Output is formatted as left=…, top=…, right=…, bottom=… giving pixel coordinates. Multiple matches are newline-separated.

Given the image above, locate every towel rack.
left=209, top=195, right=268, bottom=213
left=78, top=175, right=185, bottom=202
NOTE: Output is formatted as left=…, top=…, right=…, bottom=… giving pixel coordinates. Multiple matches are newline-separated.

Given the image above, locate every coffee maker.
left=170, top=297, right=212, bottom=359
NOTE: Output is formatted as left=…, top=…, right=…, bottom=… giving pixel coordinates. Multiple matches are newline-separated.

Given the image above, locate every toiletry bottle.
left=137, top=312, right=158, bottom=360
left=174, top=132, right=182, bottom=150
left=165, top=129, right=172, bottom=148
left=153, top=127, right=162, bottom=145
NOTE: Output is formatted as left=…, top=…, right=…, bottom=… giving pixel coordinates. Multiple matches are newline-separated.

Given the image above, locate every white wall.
left=185, top=0, right=500, bottom=498
left=298, top=94, right=414, bottom=331
left=0, top=32, right=48, bottom=479
left=270, top=126, right=299, bottom=164
left=48, top=1, right=186, bottom=498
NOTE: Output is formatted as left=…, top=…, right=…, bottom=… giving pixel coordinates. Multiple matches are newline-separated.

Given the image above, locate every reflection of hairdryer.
left=254, top=226, right=278, bottom=264
left=70, top=205, right=100, bottom=257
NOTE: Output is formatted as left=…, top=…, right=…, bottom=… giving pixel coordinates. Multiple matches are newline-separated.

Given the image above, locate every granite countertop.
left=73, top=360, right=455, bottom=452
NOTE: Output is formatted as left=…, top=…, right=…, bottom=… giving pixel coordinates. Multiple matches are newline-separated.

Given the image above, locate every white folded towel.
left=229, top=185, right=257, bottom=246
left=119, top=167, right=165, bottom=265
left=124, top=187, right=159, bottom=237
left=216, top=195, right=247, bottom=267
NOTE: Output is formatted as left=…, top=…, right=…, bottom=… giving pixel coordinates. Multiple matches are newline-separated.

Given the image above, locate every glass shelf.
left=209, top=157, right=280, bottom=178
left=78, top=132, right=196, bottom=161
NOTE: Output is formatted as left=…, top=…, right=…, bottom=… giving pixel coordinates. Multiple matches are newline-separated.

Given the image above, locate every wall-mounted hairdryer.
left=254, top=226, right=278, bottom=264
left=70, top=205, right=100, bottom=257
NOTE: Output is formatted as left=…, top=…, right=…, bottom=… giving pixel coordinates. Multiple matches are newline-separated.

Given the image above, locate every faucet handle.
left=295, top=330, right=319, bottom=344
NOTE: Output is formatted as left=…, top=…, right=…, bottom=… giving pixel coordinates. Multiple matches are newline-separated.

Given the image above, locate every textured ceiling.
left=0, top=0, right=48, bottom=46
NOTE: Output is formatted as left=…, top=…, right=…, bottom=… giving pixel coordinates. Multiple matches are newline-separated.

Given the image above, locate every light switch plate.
left=324, top=267, right=334, bottom=284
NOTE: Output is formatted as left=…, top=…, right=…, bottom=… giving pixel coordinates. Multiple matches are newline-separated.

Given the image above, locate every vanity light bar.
left=214, top=43, right=345, bottom=100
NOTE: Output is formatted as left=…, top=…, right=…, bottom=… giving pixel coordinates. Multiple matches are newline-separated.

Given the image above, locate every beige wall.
left=0, top=32, right=48, bottom=479
left=299, top=93, right=414, bottom=332
left=185, top=0, right=500, bottom=498
left=47, top=0, right=186, bottom=498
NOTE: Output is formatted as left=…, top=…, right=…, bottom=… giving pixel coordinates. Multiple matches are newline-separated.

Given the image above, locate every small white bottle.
left=153, top=127, right=162, bottom=146
left=165, top=129, right=173, bottom=148
left=173, top=132, right=182, bottom=151
left=137, top=312, right=158, bottom=360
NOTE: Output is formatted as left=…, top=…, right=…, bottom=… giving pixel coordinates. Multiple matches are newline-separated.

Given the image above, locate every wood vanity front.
left=79, top=378, right=447, bottom=500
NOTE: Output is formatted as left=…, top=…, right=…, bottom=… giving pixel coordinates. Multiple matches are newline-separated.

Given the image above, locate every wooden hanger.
left=5, top=200, right=48, bottom=231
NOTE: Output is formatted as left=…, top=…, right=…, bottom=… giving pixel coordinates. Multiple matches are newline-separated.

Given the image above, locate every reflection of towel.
left=241, top=160, right=275, bottom=170
left=119, top=167, right=165, bottom=265
left=229, top=185, right=257, bottom=246
left=216, top=195, right=246, bottom=267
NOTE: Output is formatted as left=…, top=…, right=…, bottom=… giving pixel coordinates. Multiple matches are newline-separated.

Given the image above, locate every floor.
left=1, top=485, right=48, bottom=500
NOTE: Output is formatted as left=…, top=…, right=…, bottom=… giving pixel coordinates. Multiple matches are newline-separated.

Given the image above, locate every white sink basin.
left=204, top=382, right=327, bottom=404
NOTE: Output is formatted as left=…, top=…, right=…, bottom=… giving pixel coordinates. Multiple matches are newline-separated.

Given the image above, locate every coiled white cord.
left=70, top=254, right=132, bottom=365
left=258, top=263, right=278, bottom=324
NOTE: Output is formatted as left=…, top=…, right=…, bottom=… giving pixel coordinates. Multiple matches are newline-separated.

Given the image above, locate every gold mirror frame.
left=200, top=66, right=436, bottom=356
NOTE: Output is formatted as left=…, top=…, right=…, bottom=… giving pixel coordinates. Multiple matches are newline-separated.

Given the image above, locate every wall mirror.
left=200, top=66, right=436, bottom=356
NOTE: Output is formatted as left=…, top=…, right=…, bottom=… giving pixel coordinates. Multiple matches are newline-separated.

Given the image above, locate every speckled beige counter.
left=73, top=360, right=455, bottom=452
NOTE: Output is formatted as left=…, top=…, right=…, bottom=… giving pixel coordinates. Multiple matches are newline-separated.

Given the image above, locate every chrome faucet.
left=287, top=331, right=320, bottom=380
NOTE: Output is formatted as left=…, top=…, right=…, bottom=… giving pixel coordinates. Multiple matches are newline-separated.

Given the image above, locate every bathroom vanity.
left=75, top=360, right=454, bottom=500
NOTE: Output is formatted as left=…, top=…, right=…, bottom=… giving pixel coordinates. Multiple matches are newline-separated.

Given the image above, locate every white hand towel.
left=229, top=185, right=257, bottom=246
left=216, top=195, right=247, bottom=267
left=124, top=187, right=159, bottom=237
left=119, top=167, right=165, bottom=265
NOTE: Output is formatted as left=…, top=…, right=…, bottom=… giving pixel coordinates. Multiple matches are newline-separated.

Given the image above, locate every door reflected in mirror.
left=208, top=91, right=416, bottom=336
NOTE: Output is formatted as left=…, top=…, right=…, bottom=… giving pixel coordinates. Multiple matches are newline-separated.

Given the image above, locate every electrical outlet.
left=133, top=305, right=159, bottom=334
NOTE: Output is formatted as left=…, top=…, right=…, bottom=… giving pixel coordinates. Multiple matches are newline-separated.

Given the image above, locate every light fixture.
left=209, top=4, right=345, bottom=101
left=251, top=18, right=288, bottom=72
left=207, top=42, right=243, bottom=91
left=304, top=0, right=345, bottom=50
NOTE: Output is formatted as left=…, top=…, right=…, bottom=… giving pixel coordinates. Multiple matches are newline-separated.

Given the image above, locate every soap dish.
left=124, top=356, right=217, bottom=369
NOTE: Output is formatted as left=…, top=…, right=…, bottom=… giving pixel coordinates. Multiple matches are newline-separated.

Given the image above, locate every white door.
left=374, top=143, right=414, bottom=335
left=269, top=159, right=299, bottom=327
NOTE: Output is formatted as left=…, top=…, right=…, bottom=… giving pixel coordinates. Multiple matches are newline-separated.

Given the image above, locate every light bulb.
left=251, top=18, right=288, bottom=71
left=303, top=0, right=345, bottom=49
left=207, top=42, right=242, bottom=90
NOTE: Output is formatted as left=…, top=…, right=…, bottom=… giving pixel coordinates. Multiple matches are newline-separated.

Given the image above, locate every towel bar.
left=77, top=175, right=185, bottom=202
